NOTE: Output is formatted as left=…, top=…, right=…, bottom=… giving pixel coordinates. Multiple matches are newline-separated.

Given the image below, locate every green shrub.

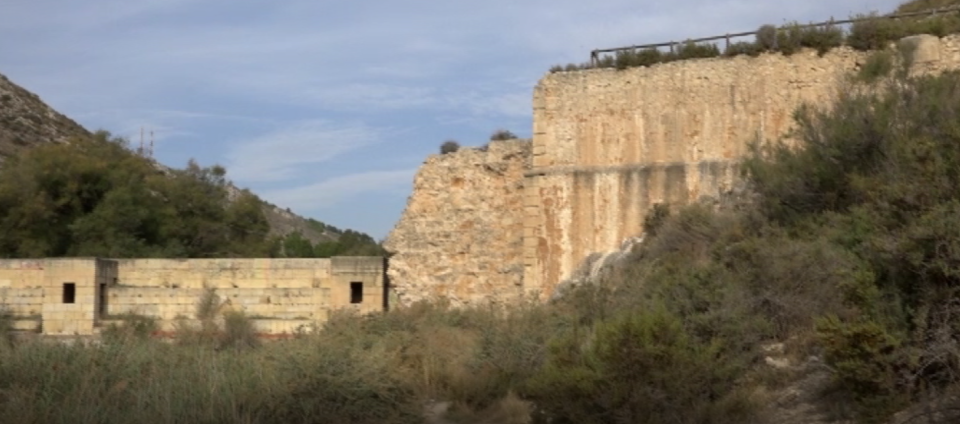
left=817, top=317, right=910, bottom=423
left=676, top=40, right=721, bottom=60
left=0, top=308, right=13, bottom=349
left=904, top=10, right=960, bottom=37
left=490, top=129, right=518, bottom=141
left=857, top=49, right=896, bottom=82
left=596, top=54, right=617, bottom=68
left=548, top=64, right=563, bottom=73
left=724, top=41, right=763, bottom=57
left=741, top=70, right=960, bottom=422
left=221, top=311, right=259, bottom=351
left=847, top=14, right=905, bottom=51
left=102, top=313, right=159, bottom=343
left=615, top=48, right=664, bottom=69
left=522, top=308, right=757, bottom=424
left=642, top=203, right=671, bottom=236
left=440, top=140, right=461, bottom=154
left=756, top=24, right=778, bottom=50
left=799, top=22, right=845, bottom=55
left=776, top=22, right=805, bottom=55
left=264, top=339, right=422, bottom=424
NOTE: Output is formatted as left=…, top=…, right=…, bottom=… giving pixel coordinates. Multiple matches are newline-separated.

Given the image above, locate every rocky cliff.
left=387, top=35, right=960, bottom=305
left=384, top=140, right=532, bottom=307
left=523, top=34, right=958, bottom=297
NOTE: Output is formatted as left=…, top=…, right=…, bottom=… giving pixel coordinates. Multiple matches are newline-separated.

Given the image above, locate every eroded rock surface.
left=385, top=140, right=532, bottom=307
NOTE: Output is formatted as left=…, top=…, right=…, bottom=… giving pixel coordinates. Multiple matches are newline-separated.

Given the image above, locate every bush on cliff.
left=490, top=129, right=518, bottom=141
left=440, top=140, right=461, bottom=154
left=756, top=24, right=778, bottom=50
left=552, top=1, right=960, bottom=72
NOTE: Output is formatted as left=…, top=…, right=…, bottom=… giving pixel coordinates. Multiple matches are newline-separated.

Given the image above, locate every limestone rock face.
left=384, top=140, right=532, bottom=307
left=525, top=34, right=960, bottom=297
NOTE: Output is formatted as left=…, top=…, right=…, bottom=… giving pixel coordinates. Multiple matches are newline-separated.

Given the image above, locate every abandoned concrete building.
left=0, top=256, right=387, bottom=336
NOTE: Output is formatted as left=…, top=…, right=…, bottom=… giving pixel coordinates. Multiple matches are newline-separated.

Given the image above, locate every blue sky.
left=0, top=0, right=903, bottom=240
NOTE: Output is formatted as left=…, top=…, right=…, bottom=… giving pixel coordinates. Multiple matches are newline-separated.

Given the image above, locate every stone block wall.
left=0, top=260, right=44, bottom=324
left=40, top=259, right=99, bottom=336
left=0, top=256, right=386, bottom=337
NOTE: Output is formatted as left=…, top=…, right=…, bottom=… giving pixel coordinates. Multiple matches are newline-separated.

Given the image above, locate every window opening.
left=63, top=283, right=76, bottom=304
left=350, top=282, right=363, bottom=304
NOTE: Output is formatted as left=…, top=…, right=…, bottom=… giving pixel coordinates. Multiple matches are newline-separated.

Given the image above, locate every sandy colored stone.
left=525, top=35, right=960, bottom=298
left=384, top=140, right=532, bottom=307
left=386, top=35, right=960, bottom=305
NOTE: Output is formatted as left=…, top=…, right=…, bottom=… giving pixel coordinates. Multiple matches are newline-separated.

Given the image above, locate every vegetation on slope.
left=0, top=131, right=383, bottom=258
left=551, top=1, right=960, bottom=73
left=897, top=0, right=960, bottom=14
left=0, top=74, right=90, bottom=162
left=0, top=72, right=378, bottom=253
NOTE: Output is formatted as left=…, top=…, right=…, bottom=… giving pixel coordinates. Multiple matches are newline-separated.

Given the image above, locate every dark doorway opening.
left=62, top=283, right=76, bottom=304
left=99, top=283, right=107, bottom=316
left=350, top=282, right=363, bottom=304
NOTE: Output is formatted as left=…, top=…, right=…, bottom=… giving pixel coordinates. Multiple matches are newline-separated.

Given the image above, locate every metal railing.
left=589, top=6, right=960, bottom=66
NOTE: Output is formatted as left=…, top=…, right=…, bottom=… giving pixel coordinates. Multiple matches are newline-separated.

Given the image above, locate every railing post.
left=725, top=34, right=730, bottom=51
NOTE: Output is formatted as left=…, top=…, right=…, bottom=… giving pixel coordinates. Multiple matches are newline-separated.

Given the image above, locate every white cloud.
left=226, top=121, right=381, bottom=184
left=259, top=168, right=417, bottom=211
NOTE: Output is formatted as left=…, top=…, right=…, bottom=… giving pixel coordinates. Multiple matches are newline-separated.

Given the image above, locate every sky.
left=0, top=0, right=905, bottom=240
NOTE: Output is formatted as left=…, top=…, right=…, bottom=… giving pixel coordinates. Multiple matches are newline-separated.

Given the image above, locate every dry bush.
left=847, top=13, right=906, bottom=51
left=756, top=24, right=778, bottom=50
left=440, top=140, right=461, bottom=154
left=490, top=129, right=518, bottom=141
left=221, top=310, right=259, bottom=351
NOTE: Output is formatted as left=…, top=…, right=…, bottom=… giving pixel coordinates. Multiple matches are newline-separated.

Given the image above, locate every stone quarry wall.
left=384, top=140, right=532, bottom=306
left=525, top=35, right=960, bottom=297
left=387, top=35, right=960, bottom=304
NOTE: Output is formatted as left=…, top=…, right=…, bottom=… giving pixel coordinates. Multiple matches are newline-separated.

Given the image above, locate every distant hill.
left=0, top=71, right=365, bottom=250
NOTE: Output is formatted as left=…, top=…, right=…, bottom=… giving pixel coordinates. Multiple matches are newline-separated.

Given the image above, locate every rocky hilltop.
left=0, top=72, right=344, bottom=245
left=0, top=74, right=89, bottom=164
left=385, top=140, right=532, bottom=306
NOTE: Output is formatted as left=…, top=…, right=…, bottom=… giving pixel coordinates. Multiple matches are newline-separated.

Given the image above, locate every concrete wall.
left=0, top=256, right=386, bottom=336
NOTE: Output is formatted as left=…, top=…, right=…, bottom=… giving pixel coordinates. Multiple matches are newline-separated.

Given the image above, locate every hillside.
left=0, top=74, right=88, bottom=163
left=0, top=72, right=369, bottom=252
